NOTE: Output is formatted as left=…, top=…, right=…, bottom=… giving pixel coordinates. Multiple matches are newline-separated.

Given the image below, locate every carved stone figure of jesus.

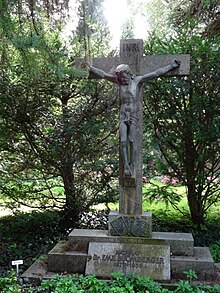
left=89, top=59, right=180, bottom=177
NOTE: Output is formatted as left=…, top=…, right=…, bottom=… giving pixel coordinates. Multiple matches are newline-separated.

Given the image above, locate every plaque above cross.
left=77, top=39, right=190, bottom=236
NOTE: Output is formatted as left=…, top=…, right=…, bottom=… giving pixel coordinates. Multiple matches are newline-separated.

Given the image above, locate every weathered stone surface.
left=171, top=247, right=215, bottom=278
left=85, top=242, right=170, bottom=280
left=21, top=256, right=61, bottom=283
left=76, top=55, right=190, bottom=77
left=118, top=39, right=144, bottom=216
left=68, top=229, right=195, bottom=256
left=215, top=263, right=220, bottom=277
left=68, top=229, right=166, bottom=253
left=76, top=39, right=190, bottom=218
left=140, top=55, right=190, bottom=76
left=22, top=229, right=216, bottom=282
left=77, top=39, right=190, bottom=217
left=21, top=256, right=48, bottom=284
left=47, top=241, right=87, bottom=273
left=152, top=232, right=194, bottom=256
left=108, top=211, right=152, bottom=237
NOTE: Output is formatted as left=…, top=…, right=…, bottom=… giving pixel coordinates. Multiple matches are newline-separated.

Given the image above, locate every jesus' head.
left=114, top=64, right=131, bottom=85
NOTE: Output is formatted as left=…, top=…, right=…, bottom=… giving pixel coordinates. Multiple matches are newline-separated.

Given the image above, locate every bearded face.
left=115, top=64, right=131, bottom=85
left=115, top=71, right=131, bottom=85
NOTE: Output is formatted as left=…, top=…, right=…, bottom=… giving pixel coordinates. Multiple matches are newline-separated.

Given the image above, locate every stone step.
left=23, top=230, right=216, bottom=284
left=171, top=247, right=215, bottom=279
left=152, top=232, right=194, bottom=256
left=47, top=241, right=87, bottom=273
left=22, top=256, right=48, bottom=284
left=22, top=252, right=217, bottom=284
left=68, top=229, right=194, bottom=256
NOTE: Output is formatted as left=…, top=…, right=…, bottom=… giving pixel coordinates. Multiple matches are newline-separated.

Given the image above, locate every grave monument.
left=22, top=39, right=215, bottom=282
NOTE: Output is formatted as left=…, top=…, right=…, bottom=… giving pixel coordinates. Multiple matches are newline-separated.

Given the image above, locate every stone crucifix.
left=79, top=39, right=190, bottom=236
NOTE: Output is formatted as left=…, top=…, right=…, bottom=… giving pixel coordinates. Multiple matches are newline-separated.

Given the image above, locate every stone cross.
left=78, top=39, right=190, bottom=236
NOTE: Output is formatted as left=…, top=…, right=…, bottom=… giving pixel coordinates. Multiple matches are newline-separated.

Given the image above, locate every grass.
left=0, top=184, right=65, bottom=218
left=104, top=179, right=190, bottom=222
left=142, top=179, right=190, bottom=222
left=106, top=178, right=220, bottom=225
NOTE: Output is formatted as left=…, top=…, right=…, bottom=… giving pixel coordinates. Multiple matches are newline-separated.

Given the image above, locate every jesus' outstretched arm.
left=137, top=59, right=181, bottom=84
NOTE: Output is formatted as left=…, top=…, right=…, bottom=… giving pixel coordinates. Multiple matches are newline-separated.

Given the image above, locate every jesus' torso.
left=119, top=78, right=140, bottom=125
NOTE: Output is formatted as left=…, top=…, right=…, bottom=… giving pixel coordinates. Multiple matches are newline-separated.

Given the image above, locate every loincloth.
left=120, top=111, right=138, bottom=126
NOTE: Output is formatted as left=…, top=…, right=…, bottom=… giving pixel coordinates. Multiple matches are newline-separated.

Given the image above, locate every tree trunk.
left=60, top=101, right=81, bottom=221
left=61, top=154, right=81, bottom=222
left=62, top=160, right=75, bottom=208
left=184, top=97, right=205, bottom=225
left=187, top=183, right=205, bottom=225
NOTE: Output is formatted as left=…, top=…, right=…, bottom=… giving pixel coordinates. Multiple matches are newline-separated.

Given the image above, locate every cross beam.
left=77, top=40, right=190, bottom=78
left=88, top=54, right=190, bottom=78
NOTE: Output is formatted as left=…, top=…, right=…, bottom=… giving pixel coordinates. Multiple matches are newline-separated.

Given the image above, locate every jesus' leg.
left=129, top=123, right=137, bottom=176
left=120, top=122, right=132, bottom=176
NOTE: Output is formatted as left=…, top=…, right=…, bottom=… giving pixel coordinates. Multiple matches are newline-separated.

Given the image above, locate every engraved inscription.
left=87, top=249, right=164, bottom=270
left=123, top=43, right=140, bottom=52
left=85, top=242, right=170, bottom=280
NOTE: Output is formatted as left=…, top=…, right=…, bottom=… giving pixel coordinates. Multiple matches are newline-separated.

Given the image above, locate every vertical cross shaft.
left=119, top=39, right=144, bottom=216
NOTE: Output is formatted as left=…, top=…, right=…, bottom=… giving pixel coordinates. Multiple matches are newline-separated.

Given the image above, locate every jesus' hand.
left=171, top=59, right=181, bottom=68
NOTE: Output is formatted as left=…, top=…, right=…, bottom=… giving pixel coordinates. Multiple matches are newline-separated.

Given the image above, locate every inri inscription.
left=122, top=42, right=141, bottom=52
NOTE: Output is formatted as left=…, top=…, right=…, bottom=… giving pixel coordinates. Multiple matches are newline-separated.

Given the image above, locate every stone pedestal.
left=22, top=228, right=216, bottom=283
left=108, top=211, right=152, bottom=237
left=47, top=229, right=214, bottom=281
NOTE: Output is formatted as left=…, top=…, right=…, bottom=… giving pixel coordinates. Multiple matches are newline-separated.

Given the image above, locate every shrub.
left=210, top=241, right=220, bottom=262
left=1, top=271, right=220, bottom=292
left=0, top=271, right=22, bottom=293
left=39, top=272, right=169, bottom=293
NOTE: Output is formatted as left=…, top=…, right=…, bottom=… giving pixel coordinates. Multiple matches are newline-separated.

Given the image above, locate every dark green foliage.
left=0, top=270, right=22, bottom=293
left=143, top=181, right=183, bottom=215
left=0, top=210, right=109, bottom=274
left=1, top=270, right=220, bottom=292
left=0, top=0, right=119, bottom=218
left=0, top=211, right=69, bottom=273
left=209, top=241, right=220, bottom=263
left=171, top=0, right=220, bottom=37
left=141, top=0, right=220, bottom=226
left=0, top=211, right=219, bottom=290
left=143, top=30, right=220, bottom=224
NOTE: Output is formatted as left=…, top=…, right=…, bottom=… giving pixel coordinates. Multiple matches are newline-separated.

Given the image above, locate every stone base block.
left=47, top=241, right=87, bottom=273
left=108, top=211, right=152, bottom=237
left=171, top=247, right=215, bottom=279
left=153, top=232, right=194, bottom=256
left=68, top=229, right=193, bottom=256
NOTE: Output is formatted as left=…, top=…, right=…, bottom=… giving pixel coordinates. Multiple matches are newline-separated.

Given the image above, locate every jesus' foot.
left=124, top=164, right=132, bottom=177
